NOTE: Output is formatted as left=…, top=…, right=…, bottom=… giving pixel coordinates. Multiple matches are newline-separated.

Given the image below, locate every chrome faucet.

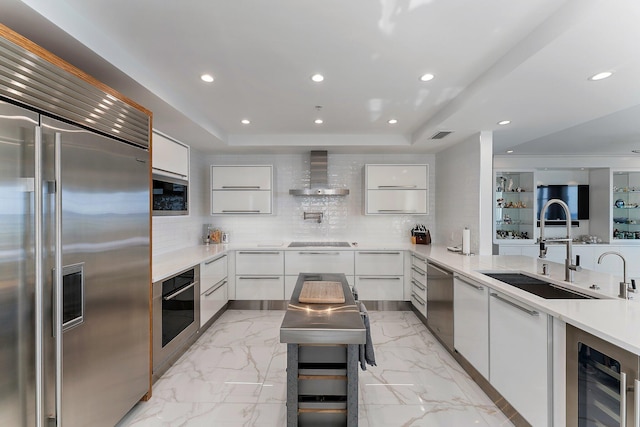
left=538, top=199, right=581, bottom=282
left=597, top=251, right=634, bottom=299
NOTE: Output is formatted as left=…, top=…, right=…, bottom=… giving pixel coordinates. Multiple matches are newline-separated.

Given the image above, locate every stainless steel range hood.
left=289, top=151, right=350, bottom=196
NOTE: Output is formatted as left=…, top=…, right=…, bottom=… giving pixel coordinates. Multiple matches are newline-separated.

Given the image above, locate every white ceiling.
left=2, top=0, right=640, bottom=156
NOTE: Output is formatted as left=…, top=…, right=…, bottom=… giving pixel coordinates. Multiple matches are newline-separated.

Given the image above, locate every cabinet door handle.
left=358, top=276, right=401, bottom=280
left=455, top=275, right=484, bottom=291
left=221, top=210, right=261, bottom=213
left=634, top=378, right=639, bottom=427
left=490, top=293, right=539, bottom=316
left=378, top=185, right=417, bottom=189
left=238, top=276, right=280, bottom=280
left=411, top=253, right=426, bottom=263
left=411, top=279, right=425, bottom=292
left=358, top=251, right=401, bottom=255
left=298, top=251, right=340, bottom=255
left=238, top=251, right=281, bottom=255
left=205, top=255, right=227, bottom=265
left=411, top=266, right=426, bottom=276
left=620, top=372, right=627, bottom=427
left=411, top=293, right=425, bottom=306
left=377, top=209, right=417, bottom=213
left=221, top=185, right=261, bottom=189
left=204, top=279, right=227, bottom=296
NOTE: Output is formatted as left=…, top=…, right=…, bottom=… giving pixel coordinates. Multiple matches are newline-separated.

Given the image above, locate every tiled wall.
left=153, top=151, right=436, bottom=255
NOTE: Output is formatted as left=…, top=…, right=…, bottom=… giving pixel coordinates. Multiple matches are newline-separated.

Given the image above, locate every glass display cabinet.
left=612, top=171, right=640, bottom=240
left=494, top=171, right=535, bottom=241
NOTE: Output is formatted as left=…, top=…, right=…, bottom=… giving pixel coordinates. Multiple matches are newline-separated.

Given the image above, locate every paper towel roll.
left=462, top=228, right=470, bottom=255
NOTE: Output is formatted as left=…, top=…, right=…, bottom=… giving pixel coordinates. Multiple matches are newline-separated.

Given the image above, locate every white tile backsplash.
left=153, top=151, right=436, bottom=256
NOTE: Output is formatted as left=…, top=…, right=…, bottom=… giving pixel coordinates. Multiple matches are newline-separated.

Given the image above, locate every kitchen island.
left=280, top=273, right=365, bottom=427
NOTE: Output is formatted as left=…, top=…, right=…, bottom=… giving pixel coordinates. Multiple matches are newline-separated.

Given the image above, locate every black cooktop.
left=288, top=241, right=351, bottom=248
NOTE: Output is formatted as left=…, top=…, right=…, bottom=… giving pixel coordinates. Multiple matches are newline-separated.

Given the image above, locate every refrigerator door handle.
left=53, top=132, right=63, bottom=427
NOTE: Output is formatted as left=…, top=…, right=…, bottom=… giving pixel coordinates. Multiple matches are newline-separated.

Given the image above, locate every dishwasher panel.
left=426, top=261, right=454, bottom=352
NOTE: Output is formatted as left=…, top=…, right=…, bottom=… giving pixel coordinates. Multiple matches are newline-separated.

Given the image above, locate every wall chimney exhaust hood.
left=289, top=151, right=350, bottom=196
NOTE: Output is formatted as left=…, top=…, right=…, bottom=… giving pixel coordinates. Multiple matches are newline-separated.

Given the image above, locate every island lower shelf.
left=280, top=273, right=365, bottom=427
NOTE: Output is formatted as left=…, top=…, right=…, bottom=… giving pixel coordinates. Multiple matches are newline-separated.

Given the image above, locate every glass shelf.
left=495, top=171, right=534, bottom=241
left=612, top=172, right=640, bottom=240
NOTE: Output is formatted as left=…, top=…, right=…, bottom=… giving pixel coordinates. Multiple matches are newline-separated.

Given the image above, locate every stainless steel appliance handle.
left=152, top=166, right=187, bottom=178
left=238, top=276, right=281, bottom=280
left=298, top=251, right=340, bottom=255
left=358, top=251, right=401, bottom=255
left=204, top=279, right=227, bottom=296
left=34, top=126, right=46, bottom=427
left=455, top=275, right=484, bottom=291
left=620, top=371, right=627, bottom=427
left=221, top=210, right=261, bottom=213
left=238, top=251, right=280, bottom=255
left=378, top=185, right=417, bottom=188
left=163, top=282, right=197, bottom=301
left=490, top=293, right=539, bottom=316
left=205, top=255, right=226, bottom=265
left=53, top=132, right=63, bottom=427
left=427, top=262, right=453, bottom=276
left=635, top=378, right=639, bottom=427
left=221, top=185, right=261, bottom=189
left=411, top=279, right=425, bottom=292
left=359, top=276, right=401, bottom=280
left=411, top=266, right=426, bottom=276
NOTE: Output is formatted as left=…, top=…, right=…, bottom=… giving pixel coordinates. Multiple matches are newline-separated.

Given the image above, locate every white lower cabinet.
left=284, top=250, right=355, bottom=300
left=284, top=275, right=354, bottom=300
left=354, top=276, right=403, bottom=300
left=410, top=253, right=427, bottom=317
left=354, top=251, right=404, bottom=300
left=489, top=290, right=550, bottom=427
left=453, top=275, right=489, bottom=379
left=200, top=255, right=228, bottom=326
left=235, top=250, right=284, bottom=300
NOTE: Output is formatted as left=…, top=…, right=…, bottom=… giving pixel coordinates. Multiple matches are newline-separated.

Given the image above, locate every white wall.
left=435, top=132, right=493, bottom=255
left=153, top=149, right=436, bottom=255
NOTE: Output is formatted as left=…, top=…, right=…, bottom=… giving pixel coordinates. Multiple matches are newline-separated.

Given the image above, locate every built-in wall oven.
left=153, top=266, right=200, bottom=374
left=567, top=324, right=640, bottom=426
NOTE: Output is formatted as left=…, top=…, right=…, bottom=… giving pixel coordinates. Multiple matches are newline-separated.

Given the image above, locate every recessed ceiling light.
left=311, top=74, right=324, bottom=83
left=497, top=120, right=511, bottom=125
left=419, top=73, right=435, bottom=82
left=241, top=119, right=251, bottom=125
left=588, top=71, right=613, bottom=81
left=314, top=119, right=323, bottom=124
left=200, top=74, right=214, bottom=83
left=388, top=119, right=398, bottom=124
left=506, top=150, right=514, bottom=154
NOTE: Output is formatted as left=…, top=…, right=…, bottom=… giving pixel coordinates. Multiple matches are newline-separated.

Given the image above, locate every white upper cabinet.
left=364, top=164, right=429, bottom=215
left=211, top=166, right=272, bottom=190
left=211, top=165, right=273, bottom=214
left=366, top=165, right=427, bottom=189
left=152, top=131, right=189, bottom=179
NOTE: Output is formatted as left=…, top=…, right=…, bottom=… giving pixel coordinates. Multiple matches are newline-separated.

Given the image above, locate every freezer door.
left=0, top=100, right=39, bottom=426
left=41, top=116, right=151, bottom=427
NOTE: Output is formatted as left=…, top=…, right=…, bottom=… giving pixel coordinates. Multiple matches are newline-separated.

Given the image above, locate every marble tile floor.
left=117, top=310, right=514, bottom=426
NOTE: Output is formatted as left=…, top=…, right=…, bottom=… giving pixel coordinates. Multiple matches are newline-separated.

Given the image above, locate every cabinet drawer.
left=200, top=278, right=227, bottom=326
left=366, top=189, right=427, bottom=214
left=211, top=165, right=272, bottom=190
left=410, top=262, right=427, bottom=286
left=285, top=251, right=354, bottom=275
left=201, top=255, right=227, bottom=286
left=236, top=251, right=284, bottom=275
left=355, top=276, right=403, bottom=300
left=211, top=190, right=272, bottom=214
left=366, top=164, right=427, bottom=189
left=355, top=251, right=404, bottom=275
left=410, top=292, right=427, bottom=317
left=410, top=277, right=426, bottom=300
left=235, top=276, right=284, bottom=300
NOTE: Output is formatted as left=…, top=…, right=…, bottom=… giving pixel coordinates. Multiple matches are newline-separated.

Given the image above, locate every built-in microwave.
left=152, top=174, right=189, bottom=216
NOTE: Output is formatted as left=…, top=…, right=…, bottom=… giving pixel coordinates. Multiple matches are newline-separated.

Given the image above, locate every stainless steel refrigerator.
left=0, top=99, right=150, bottom=426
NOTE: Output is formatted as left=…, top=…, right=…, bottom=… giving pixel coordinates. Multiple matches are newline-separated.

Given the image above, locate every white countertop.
left=153, top=242, right=640, bottom=355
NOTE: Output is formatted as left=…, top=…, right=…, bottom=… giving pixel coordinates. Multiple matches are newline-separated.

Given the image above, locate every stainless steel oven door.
left=567, top=324, right=640, bottom=426
left=153, top=266, right=200, bottom=373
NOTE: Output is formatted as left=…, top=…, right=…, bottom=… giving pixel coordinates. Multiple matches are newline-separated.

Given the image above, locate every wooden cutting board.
left=299, top=281, right=345, bottom=304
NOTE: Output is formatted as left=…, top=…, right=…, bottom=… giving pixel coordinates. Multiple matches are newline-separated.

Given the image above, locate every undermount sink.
left=288, top=241, right=351, bottom=248
left=482, top=272, right=598, bottom=300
